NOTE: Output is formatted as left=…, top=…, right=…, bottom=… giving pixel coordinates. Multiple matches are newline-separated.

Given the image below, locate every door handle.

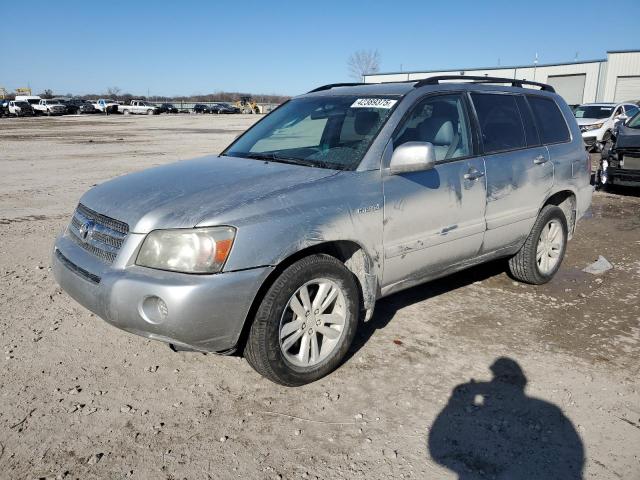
left=464, top=168, right=485, bottom=181
left=533, top=155, right=548, bottom=165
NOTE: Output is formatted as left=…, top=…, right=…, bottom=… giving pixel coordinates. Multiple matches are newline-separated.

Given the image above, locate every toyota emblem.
left=79, top=219, right=95, bottom=241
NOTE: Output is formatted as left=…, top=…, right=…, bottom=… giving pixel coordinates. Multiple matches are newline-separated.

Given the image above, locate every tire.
left=146, top=109, right=153, bottom=115
left=508, top=205, right=568, bottom=285
left=244, top=254, right=360, bottom=386
left=123, top=109, right=130, bottom=115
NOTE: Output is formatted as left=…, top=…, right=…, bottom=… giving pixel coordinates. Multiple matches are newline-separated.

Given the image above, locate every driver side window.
left=393, top=94, right=472, bottom=161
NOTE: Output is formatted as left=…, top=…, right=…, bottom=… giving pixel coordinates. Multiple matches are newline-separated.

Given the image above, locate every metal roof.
left=607, top=49, right=640, bottom=54
left=364, top=58, right=607, bottom=77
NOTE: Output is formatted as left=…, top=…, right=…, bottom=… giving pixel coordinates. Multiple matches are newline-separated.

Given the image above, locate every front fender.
left=219, top=170, right=384, bottom=278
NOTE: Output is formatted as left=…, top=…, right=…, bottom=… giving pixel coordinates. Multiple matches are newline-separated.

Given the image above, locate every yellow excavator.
left=235, top=96, right=259, bottom=114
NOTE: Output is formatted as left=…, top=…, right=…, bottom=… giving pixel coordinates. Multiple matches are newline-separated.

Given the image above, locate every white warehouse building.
left=363, top=49, right=640, bottom=106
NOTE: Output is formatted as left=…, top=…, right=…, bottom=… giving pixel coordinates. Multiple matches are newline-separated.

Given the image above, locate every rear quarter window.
left=528, top=96, right=571, bottom=144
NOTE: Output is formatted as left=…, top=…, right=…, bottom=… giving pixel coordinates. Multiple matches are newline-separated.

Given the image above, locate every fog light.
left=140, top=296, right=169, bottom=324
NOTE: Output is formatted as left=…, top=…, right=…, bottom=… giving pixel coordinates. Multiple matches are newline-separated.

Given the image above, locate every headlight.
left=136, top=227, right=235, bottom=273
left=584, top=122, right=603, bottom=131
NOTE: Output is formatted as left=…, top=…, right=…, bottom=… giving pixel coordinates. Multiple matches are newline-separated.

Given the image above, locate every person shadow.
left=428, top=358, right=585, bottom=480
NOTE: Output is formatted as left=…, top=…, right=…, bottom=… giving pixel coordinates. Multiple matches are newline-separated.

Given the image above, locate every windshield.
left=628, top=112, right=640, bottom=129
left=225, top=95, right=398, bottom=170
left=15, top=102, right=29, bottom=107
left=574, top=105, right=614, bottom=119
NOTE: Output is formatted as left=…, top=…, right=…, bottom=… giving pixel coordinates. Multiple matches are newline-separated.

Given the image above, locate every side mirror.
left=389, top=142, right=436, bottom=174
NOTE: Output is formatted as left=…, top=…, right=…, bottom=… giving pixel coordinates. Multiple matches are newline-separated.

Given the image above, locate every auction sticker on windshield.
left=351, top=98, right=397, bottom=109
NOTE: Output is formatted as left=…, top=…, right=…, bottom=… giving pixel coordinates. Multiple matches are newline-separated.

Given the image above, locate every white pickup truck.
left=92, top=99, right=119, bottom=114
left=117, top=100, right=158, bottom=115
left=33, top=99, right=66, bottom=116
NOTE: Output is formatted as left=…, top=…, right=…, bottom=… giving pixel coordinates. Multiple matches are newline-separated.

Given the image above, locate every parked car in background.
left=597, top=111, right=640, bottom=188
left=157, top=103, right=179, bottom=114
left=53, top=76, right=591, bottom=386
left=92, top=99, right=119, bottom=114
left=574, top=102, right=640, bottom=151
left=33, top=99, right=66, bottom=116
left=52, top=97, right=78, bottom=114
left=0, top=99, right=8, bottom=117
left=192, top=103, right=212, bottom=114
left=8, top=101, right=35, bottom=116
left=212, top=102, right=240, bottom=114
left=118, top=100, right=158, bottom=115
left=68, top=99, right=97, bottom=114
left=15, top=95, right=42, bottom=109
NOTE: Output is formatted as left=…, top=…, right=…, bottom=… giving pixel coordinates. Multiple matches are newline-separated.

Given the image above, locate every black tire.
left=508, top=205, right=568, bottom=285
left=244, top=254, right=360, bottom=386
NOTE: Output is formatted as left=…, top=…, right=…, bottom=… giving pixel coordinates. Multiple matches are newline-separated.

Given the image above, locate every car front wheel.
left=244, top=254, right=360, bottom=386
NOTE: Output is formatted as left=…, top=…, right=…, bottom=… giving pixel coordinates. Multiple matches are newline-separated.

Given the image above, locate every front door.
left=382, top=93, right=487, bottom=292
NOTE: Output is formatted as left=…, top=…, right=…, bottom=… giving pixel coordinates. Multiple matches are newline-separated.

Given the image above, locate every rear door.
left=527, top=94, right=574, bottom=185
left=470, top=92, right=553, bottom=253
left=382, top=93, right=486, bottom=289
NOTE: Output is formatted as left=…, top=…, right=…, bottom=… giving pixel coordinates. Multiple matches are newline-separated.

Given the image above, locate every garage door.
left=614, top=76, right=640, bottom=102
left=546, top=74, right=586, bottom=106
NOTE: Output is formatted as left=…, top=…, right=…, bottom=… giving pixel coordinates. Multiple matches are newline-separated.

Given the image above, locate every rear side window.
left=528, top=96, right=570, bottom=144
left=471, top=93, right=525, bottom=154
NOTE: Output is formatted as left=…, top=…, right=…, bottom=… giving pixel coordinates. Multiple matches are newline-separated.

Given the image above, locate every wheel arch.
left=539, top=189, right=577, bottom=239
left=235, top=240, right=377, bottom=354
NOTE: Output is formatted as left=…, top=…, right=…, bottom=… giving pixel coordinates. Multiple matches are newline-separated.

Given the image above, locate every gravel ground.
left=0, top=114, right=638, bottom=480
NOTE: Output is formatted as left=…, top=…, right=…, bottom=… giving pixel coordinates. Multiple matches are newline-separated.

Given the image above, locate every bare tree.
left=41, top=89, right=54, bottom=99
left=347, top=50, right=381, bottom=80
left=105, top=86, right=122, bottom=99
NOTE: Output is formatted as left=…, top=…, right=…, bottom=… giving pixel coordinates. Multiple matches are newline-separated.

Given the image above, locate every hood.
left=79, top=155, right=339, bottom=233
left=575, top=117, right=606, bottom=126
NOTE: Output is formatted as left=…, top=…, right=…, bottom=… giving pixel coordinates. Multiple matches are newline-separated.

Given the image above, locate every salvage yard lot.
left=0, top=115, right=639, bottom=479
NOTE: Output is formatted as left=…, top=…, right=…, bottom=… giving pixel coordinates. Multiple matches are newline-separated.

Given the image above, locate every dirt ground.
left=0, top=114, right=638, bottom=480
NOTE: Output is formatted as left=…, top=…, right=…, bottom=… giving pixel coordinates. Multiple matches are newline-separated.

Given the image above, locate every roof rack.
left=414, top=75, right=555, bottom=92
left=307, top=83, right=367, bottom=93
left=307, top=75, right=556, bottom=94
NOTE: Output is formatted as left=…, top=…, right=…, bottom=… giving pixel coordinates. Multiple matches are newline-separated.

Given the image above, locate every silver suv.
left=53, top=76, right=592, bottom=385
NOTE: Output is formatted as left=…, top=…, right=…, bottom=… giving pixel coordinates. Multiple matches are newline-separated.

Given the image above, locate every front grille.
left=68, top=204, right=129, bottom=264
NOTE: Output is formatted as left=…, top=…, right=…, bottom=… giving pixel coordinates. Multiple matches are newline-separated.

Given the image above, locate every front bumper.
left=581, top=127, right=605, bottom=145
left=582, top=135, right=597, bottom=148
left=52, top=233, right=273, bottom=352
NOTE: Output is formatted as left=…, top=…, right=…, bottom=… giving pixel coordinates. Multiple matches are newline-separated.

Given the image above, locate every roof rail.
left=414, top=75, right=555, bottom=92
left=307, top=82, right=366, bottom=93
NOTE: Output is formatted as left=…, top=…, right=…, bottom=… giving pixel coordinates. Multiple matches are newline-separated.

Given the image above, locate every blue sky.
left=2, top=0, right=639, bottom=97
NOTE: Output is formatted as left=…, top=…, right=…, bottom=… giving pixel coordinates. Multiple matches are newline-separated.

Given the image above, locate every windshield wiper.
left=242, top=152, right=334, bottom=169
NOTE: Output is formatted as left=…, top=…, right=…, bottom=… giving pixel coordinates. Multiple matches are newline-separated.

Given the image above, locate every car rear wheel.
left=508, top=205, right=568, bottom=284
left=123, top=109, right=130, bottom=115
left=147, top=109, right=153, bottom=115
left=244, top=254, right=359, bottom=386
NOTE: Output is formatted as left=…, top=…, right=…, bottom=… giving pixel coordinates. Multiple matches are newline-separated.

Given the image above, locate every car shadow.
left=347, top=258, right=507, bottom=360
left=427, top=358, right=585, bottom=479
